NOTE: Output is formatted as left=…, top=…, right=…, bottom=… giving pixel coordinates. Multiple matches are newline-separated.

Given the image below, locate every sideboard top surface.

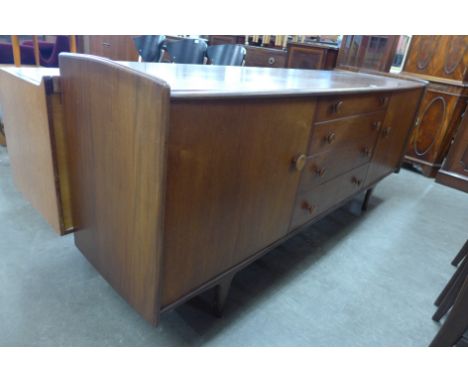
left=1, top=57, right=426, bottom=99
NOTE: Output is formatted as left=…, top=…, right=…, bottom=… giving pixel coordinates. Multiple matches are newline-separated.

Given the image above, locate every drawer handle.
left=382, top=126, right=392, bottom=137
left=102, top=42, right=111, bottom=47
left=372, top=121, right=382, bottom=131
left=326, top=132, right=336, bottom=144
left=332, top=100, right=343, bottom=114
left=268, top=57, right=276, bottom=65
left=352, top=176, right=362, bottom=187
left=379, top=96, right=389, bottom=106
left=314, top=166, right=326, bottom=177
left=361, top=146, right=372, bottom=157
left=301, top=201, right=315, bottom=215
left=292, top=153, right=307, bottom=171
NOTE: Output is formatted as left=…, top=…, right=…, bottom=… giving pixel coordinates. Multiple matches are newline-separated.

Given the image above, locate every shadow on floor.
left=166, top=192, right=385, bottom=341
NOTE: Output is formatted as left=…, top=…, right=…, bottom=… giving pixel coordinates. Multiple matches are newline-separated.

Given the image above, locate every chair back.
left=133, top=35, right=166, bottom=62
left=164, top=38, right=207, bottom=64
left=207, top=44, right=246, bottom=66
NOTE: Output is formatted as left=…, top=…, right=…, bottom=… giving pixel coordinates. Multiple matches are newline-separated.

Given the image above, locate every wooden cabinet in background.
left=336, top=35, right=399, bottom=73
left=244, top=45, right=287, bottom=68
left=0, top=68, right=73, bottom=234
left=286, top=42, right=338, bottom=70
left=436, top=104, right=468, bottom=192
left=401, top=35, right=468, bottom=177
left=81, top=35, right=139, bottom=61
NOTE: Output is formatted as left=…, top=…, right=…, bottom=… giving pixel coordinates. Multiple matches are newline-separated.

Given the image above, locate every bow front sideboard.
left=23, top=54, right=423, bottom=325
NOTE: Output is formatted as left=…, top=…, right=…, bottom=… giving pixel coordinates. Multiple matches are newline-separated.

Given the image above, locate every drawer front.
left=291, top=164, right=369, bottom=229
left=308, top=111, right=385, bottom=156
left=302, top=145, right=372, bottom=190
left=315, top=93, right=390, bottom=122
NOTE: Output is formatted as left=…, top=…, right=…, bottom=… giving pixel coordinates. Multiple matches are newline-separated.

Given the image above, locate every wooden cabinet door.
left=366, top=88, right=423, bottom=185
left=87, top=35, right=139, bottom=61
left=162, top=98, right=315, bottom=305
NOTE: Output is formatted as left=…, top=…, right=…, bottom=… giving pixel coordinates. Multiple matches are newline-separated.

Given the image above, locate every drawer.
left=244, top=46, right=287, bottom=68
left=308, top=111, right=385, bottom=156
left=301, top=145, right=372, bottom=190
left=315, top=93, right=390, bottom=122
left=291, top=164, right=369, bottom=229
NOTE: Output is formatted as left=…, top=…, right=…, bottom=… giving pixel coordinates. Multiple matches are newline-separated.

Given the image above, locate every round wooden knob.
left=292, top=154, right=307, bottom=171
left=301, top=201, right=315, bottom=215
left=326, top=132, right=336, bottom=144
left=372, top=121, right=382, bottom=131
left=332, top=100, right=343, bottom=114
left=383, top=126, right=392, bottom=137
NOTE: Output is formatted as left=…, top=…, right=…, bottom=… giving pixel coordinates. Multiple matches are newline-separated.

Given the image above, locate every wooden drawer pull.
left=314, top=166, right=326, bottom=177
left=301, top=201, right=315, bottom=215
left=332, top=100, right=343, bottom=114
left=372, top=121, right=382, bottom=131
left=379, top=96, right=389, bottom=106
left=361, top=146, right=372, bottom=157
left=326, top=132, right=336, bottom=144
left=292, top=153, right=307, bottom=171
left=352, top=177, right=362, bottom=186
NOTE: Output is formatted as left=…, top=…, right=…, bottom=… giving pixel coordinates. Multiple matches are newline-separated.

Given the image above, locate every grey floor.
left=1, top=145, right=467, bottom=346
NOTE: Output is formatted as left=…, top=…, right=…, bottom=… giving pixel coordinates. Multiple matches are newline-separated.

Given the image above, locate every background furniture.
left=206, top=44, right=246, bottom=66
left=431, top=240, right=468, bottom=346
left=59, top=54, right=424, bottom=325
left=0, top=67, right=73, bottom=234
left=81, top=35, right=139, bottom=61
left=244, top=45, right=287, bottom=68
left=436, top=104, right=468, bottom=192
left=336, top=35, right=399, bottom=73
left=133, top=35, right=166, bottom=62
left=286, top=42, right=338, bottom=70
left=402, top=35, right=468, bottom=177
left=163, top=38, right=208, bottom=64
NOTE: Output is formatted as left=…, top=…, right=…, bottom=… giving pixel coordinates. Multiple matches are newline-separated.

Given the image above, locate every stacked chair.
left=430, top=240, right=468, bottom=346
left=133, top=36, right=246, bottom=66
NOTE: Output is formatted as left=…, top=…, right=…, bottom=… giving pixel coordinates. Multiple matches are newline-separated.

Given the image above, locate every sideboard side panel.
left=60, top=55, right=170, bottom=325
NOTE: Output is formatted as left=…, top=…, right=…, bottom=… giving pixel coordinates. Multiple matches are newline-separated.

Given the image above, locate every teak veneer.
left=58, top=54, right=425, bottom=325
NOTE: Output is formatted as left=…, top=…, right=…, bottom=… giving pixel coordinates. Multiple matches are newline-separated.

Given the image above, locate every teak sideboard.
left=55, top=55, right=426, bottom=325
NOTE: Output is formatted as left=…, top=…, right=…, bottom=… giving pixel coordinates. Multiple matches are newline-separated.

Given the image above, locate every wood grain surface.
left=59, top=54, right=170, bottom=325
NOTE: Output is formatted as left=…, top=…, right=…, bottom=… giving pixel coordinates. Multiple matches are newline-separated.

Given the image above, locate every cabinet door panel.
left=367, top=89, right=423, bottom=185
left=162, top=98, right=315, bottom=305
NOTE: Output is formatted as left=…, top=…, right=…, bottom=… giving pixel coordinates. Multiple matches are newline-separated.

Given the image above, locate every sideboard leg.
left=213, top=273, right=235, bottom=318
left=361, top=187, right=374, bottom=212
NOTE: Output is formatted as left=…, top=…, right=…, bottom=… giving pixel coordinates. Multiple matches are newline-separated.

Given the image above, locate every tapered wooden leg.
left=430, top=276, right=468, bottom=347
left=433, top=258, right=468, bottom=321
left=361, top=188, right=374, bottom=212
left=213, top=273, right=235, bottom=318
left=435, top=256, right=466, bottom=307
left=451, top=240, right=468, bottom=267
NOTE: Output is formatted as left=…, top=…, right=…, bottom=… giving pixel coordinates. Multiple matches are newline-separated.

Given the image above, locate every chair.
left=207, top=44, right=246, bottom=66
left=0, top=42, right=36, bottom=65
left=22, top=36, right=71, bottom=67
left=430, top=239, right=468, bottom=346
left=133, top=35, right=166, bottom=62
left=163, top=38, right=207, bottom=64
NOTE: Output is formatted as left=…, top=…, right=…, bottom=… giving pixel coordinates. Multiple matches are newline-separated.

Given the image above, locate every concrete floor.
left=0, top=145, right=467, bottom=346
